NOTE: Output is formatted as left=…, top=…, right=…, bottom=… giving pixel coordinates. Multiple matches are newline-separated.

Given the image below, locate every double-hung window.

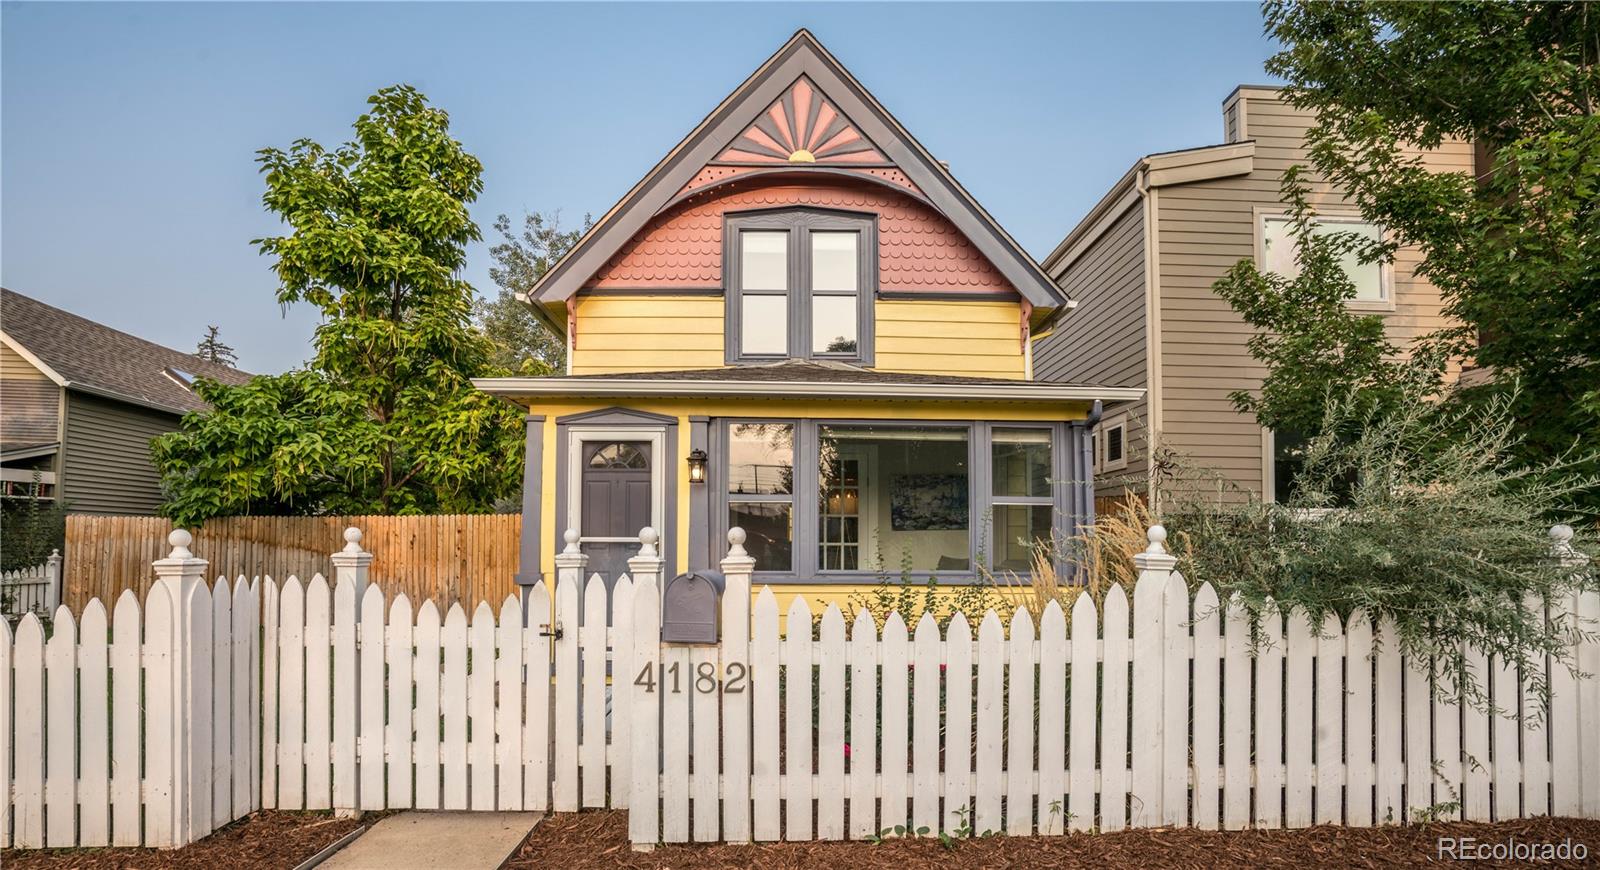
left=725, top=209, right=876, bottom=364
left=990, top=428, right=1054, bottom=574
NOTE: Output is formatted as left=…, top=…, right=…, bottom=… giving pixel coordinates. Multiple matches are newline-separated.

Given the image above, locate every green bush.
left=1163, top=388, right=1597, bottom=711
left=1, top=474, right=67, bottom=573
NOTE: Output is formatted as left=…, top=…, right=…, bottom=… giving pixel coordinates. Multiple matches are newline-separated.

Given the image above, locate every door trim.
left=565, top=425, right=667, bottom=562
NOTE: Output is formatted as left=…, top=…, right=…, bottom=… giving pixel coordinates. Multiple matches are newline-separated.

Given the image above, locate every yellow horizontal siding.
left=569, top=295, right=1026, bottom=379
left=875, top=299, right=1025, bottom=379
left=1, top=343, right=49, bottom=380
left=570, top=295, right=725, bottom=374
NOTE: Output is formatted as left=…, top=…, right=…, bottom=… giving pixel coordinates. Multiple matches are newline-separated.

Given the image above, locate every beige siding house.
left=1035, top=87, right=1473, bottom=503
left=1, top=288, right=252, bottom=515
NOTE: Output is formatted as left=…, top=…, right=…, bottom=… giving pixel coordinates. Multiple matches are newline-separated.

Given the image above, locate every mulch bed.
left=2, top=810, right=383, bottom=870
left=505, top=810, right=1600, bottom=869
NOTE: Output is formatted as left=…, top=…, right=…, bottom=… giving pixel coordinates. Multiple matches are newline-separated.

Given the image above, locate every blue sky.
left=1, top=2, right=1279, bottom=374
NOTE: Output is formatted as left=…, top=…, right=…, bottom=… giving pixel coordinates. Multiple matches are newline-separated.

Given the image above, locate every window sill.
left=1344, top=299, right=1396, bottom=313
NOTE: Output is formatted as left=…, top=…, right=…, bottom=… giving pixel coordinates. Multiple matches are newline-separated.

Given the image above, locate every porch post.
left=518, top=414, right=546, bottom=625
left=688, top=416, right=710, bottom=571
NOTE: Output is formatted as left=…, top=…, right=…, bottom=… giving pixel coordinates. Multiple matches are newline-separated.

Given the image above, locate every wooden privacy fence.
left=64, top=513, right=520, bottom=613
left=626, top=527, right=1600, bottom=847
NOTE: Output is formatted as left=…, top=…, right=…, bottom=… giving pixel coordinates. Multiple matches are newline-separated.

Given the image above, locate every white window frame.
left=1096, top=412, right=1129, bottom=473
left=1254, top=207, right=1395, bottom=312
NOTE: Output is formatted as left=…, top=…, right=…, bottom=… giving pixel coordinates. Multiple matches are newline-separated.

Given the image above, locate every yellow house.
left=473, top=31, right=1141, bottom=607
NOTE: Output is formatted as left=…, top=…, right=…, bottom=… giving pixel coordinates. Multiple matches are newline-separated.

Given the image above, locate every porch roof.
left=473, top=360, right=1144, bottom=405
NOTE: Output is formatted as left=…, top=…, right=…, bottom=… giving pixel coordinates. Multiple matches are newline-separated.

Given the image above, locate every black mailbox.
left=661, top=570, right=724, bottom=643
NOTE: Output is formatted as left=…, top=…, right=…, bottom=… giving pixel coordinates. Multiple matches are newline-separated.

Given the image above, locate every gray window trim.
left=713, top=417, right=1085, bottom=585
left=724, top=207, right=877, bottom=366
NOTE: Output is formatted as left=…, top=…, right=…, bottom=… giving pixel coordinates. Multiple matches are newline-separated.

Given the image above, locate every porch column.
left=517, top=414, right=546, bottom=624
left=688, top=416, right=710, bottom=571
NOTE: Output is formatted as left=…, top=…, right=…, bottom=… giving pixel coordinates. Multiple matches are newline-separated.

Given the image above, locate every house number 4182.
left=633, top=661, right=748, bottom=694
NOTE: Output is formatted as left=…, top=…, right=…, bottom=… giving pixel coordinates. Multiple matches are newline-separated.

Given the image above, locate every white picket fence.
left=0, top=569, right=260, bottom=848
left=625, top=526, right=1600, bottom=846
left=1, top=550, right=61, bottom=620
left=3, top=521, right=1597, bottom=851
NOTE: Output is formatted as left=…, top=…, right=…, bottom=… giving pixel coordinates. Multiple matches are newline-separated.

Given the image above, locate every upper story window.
left=725, top=208, right=876, bottom=365
left=1260, top=213, right=1391, bottom=306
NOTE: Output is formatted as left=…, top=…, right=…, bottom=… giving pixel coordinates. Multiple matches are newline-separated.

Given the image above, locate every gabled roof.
left=528, top=30, right=1066, bottom=320
left=0, top=287, right=253, bottom=415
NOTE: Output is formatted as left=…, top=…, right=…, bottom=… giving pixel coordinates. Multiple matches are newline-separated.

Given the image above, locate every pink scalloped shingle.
left=587, top=178, right=1015, bottom=294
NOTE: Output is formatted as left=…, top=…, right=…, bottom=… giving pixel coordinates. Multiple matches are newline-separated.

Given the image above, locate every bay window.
left=725, top=209, right=876, bottom=364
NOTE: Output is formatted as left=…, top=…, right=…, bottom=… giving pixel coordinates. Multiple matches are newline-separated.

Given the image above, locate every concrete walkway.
left=320, top=811, right=541, bottom=870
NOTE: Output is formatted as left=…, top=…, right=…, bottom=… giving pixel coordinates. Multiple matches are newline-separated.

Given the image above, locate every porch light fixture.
left=687, top=449, right=708, bottom=484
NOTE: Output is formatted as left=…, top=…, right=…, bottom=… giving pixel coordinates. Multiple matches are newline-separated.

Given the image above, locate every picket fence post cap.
left=343, top=526, right=364, bottom=550
left=1550, top=524, right=1574, bottom=545
left=726, top=526, right=750, bottom=560
left=169, top=528, right=193, bottom=552
left=562, top=528, right=581, bottom=553
left=1133, top=524, right=1176, bottom=573
left=638, top=526, right=659, bottom=557
left=1146, top=524, right=1168, bottom=553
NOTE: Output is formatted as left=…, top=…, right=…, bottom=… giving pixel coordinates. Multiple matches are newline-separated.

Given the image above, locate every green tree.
left=1262, top=1, right=1600, bottom=506
left=475, top=210, right=590, bottom=374
left=194, top=325, right=238, bottom=367
left=1212, top=169, right=1444, bottom=440
left=155, top=86, right=523, bottom=525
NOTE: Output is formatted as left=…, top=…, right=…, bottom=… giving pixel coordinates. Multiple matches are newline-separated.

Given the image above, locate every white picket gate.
left=626, top=526, right=1600, bottom=847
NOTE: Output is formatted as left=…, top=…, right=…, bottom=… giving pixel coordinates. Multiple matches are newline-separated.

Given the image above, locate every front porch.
left=473, top=362, right=1144, bottom=605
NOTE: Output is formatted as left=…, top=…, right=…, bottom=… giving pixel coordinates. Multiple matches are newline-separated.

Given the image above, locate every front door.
left=579, top=440, right=653, bottom=602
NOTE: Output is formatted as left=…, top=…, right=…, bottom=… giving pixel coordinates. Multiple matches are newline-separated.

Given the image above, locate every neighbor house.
left=0, top=287, right=253, bottom=514
left=473, top=31, right=1141, bottom=608
left=1034, top=86, right=1473, bottom=504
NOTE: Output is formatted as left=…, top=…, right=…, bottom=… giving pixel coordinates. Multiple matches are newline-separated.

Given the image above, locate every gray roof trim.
left=527, top=30, right=1066, bottom=317
left=473, top=375, right=1143, bottom=404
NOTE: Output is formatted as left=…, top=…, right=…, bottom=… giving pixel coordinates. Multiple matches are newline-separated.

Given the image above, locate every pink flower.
left=940, top=664, right=948, bottom=673
left=843, top=743, right=852, bottom=758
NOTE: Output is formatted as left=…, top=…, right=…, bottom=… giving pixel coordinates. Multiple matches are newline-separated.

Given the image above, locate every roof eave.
left=472, top=375, right=1143, bottom=405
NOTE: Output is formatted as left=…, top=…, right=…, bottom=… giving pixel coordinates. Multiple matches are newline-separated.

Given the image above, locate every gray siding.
left=60, top=391, right=179, bottom=515
left=1155, top=89, right=1472, bottom=501
left=1034, top=201, right=1149, bottom=497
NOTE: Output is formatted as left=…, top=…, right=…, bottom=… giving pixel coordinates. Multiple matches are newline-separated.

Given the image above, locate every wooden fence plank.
left=881, top=613, right=910, bottom=835
left=45, top=606, right=78, bottom=846
left=187, top=584, right=213, bottom=839
left=751, top=589, right=782, bottom=840
left=304, top=576, right=332, bottom=810
left=387, top=595, right=416, bottom=809
left=1254, top=601, right=1285, bottom=829
left=611, top=575, right=635, bottom=812
left=1005, top=608, right=1035, bottom=836
left=331, top=577, right=358, bottom=813
left=974, top=610, right=1004, bottom=834
left=1068, top=596, right=1096, bottom=834
left=1221, top=594, right=1252, bottom=830
left=816, top=604, right=847, bottom=840
left=261, top=578, right=280, bottom=811
left=1284, top=609, right=1314, bottom=829
left=469, top=602, right=496, bottom=810
left=496, top=595, right=525, bottom=812
left=911, top=613, right=941, bottom=835
left=14, top=614, right=45, bottom=847
left=690, top=644, right=720, bottom=842
left=580, top=576, right=607, bottom=809
left=1100, top=585, right=1131, bottom=832
left=233, top=579, right=255, bottom=819
left=1037, top=600, right=1068, bottom=835
left=847, top=609, right=878, bottom=840
left=1374, top=617, right=1404, bottom=823
left=109, top=591, right=140, bottom=844
left=523, top=582, right=551, bottom=812
left=414, top=600, right=442, bottom=810
left=784, top=596, right=815, bottom=840
left=79, top=600, right=110, bottom=846
left=554, top=575, right=580, bottom=813
left=1160, top=574, right=1189, bottom=828
left=1345, top=611, right=1375, bottom=827
left=1491, top=653, right=1520, bottom=820
left=442, top=604, right=469, bottom=810
left=628, top=577, right=661, bottom=846
left=210, top=583, right=232, bottom=830
left=661, top=640, right=691, bottom=843
left=360, top=585, right=387, bottom=811
left=1192, top=584, right=1220, bottom=831
left=943, top=613, right=973, bottom=833
left=144, top=587, right=175, bottom=847
left=1315, top=612, right=1345, bottom=826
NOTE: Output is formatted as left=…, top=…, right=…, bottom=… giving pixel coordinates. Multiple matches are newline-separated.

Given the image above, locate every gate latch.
left=538, top=622, right=564, bottom=640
